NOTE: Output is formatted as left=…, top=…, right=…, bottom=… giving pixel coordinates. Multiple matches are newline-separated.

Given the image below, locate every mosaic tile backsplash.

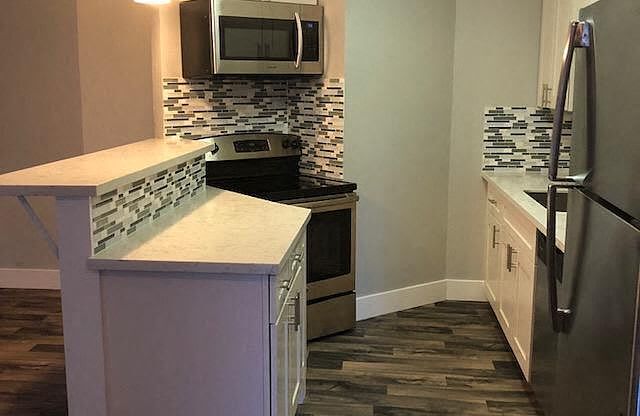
left=163, top=77, right=345, bottom=178
left=483, top=106, right=572, bottom=173
left=90, top=156, right=206, bottom=254
left=289, top=79, right=344, bottom=178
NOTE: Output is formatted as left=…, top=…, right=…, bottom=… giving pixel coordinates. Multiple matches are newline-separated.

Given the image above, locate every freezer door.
left=554, top=189, right=640, bottom=415
left=571, top=0, right=640, bottom=219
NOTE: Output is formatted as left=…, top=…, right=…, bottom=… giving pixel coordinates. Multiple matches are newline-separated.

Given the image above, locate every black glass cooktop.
left=207, top=174, right=357, bottom=202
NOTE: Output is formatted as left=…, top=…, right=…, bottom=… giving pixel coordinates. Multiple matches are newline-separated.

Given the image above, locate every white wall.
left=344, top=0, right=456, bottom=297
left=445, top=0, right=542, bottom=281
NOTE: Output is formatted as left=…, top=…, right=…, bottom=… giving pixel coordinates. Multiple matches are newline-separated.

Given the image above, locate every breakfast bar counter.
left=0, top=138, right=311, bottom=416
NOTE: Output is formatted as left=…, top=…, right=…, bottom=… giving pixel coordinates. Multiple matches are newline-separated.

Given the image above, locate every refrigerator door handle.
left=549, top=21, right=592, bottom=184
left=546, top=184, right=581, bottom=333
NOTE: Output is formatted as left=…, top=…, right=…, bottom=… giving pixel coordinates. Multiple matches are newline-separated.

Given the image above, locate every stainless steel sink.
left=525, top=191, right=568, bottom=212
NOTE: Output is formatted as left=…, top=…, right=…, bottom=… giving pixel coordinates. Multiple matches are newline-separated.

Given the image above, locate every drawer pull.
left=288, top=294, right=301, bottom=331
left=488, top=198, right=498, bottom=206
left=280, top=280, right=291, bottom=290
left=506, top=244, right=518, bottom=272
left=492, top=225, right=500, bottom=249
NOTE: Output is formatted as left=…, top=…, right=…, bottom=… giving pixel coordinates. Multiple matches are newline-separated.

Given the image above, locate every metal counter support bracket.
left=16, top=195, right=59, bottom=260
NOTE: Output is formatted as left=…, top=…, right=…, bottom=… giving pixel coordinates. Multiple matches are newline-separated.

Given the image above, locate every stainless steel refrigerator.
left=530, top=0, right=640, bottom=414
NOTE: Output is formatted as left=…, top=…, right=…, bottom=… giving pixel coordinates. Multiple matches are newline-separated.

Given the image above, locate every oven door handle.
left=292, top=193, right=359, bottom=209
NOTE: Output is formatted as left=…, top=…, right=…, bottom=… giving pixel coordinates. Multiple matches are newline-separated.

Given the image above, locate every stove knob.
left=282, top=139, right=291, bottom=149
left=291, top=139, right=301, bottom=149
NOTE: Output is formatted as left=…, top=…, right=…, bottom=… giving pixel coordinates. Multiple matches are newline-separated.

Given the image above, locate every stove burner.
left=207, top=174, right=357, bottom=202
left=203, top=133, right=357, bottom=202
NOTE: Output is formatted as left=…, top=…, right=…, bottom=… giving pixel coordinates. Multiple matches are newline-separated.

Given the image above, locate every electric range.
left=201, top=133, right=358, bottom=340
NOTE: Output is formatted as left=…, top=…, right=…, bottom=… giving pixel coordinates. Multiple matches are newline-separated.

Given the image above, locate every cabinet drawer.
left=307, top=293, right=355, bottom=340
left=503, top=217, right=535, bottom=277
left=271, top=233, right=306, bottom=323
left=487, top=191, right=501, bottom=216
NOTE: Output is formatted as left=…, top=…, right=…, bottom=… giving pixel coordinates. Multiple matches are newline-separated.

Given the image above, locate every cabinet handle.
left=492, top=225, right=499, bottom=249
left=488, top=198, right=497, bottom=206
left=280, top=279, right=291, bottom=290
left=291, top=251, right=304, bottom=275
left=542, top=83, right=552, bottom=108
left=506, top=244, right=517, bottom=272
left=288, top=293, right=301, bottom=331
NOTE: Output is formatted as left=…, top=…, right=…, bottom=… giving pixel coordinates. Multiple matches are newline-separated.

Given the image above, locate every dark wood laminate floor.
left=0, top=290, right=541, bottom=416
left=298, top=301, right=543, bottom=416
left=0, top=289, right=66, bottom=416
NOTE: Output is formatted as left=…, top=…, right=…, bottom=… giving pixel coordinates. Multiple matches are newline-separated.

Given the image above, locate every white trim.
left=0, top=268, right=60, bottom=290
left=356, top=279, right=487, bottom=321
left=356, top=280, right=447, bottom=321
left=446, top=279, right=486, bottom=301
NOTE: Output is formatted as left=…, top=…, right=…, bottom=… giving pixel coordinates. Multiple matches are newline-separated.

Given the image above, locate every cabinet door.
left=286, top=268, right=305, bottom=414
left=513, top=258, right=535, bottom=379
left=538, top=0, right=559, bottom=107
left=287, top=292, right=301, bottom=415
left=271, top=307, right=289, bottom=416
left=485, top=210, right=502, bottom=308
left=538, top=0, right=597, bottom=110
left=498, top=232, right=518, bottom=334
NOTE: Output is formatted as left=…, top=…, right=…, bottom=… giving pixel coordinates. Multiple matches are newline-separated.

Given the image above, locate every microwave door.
left=213, top=0, right=301, bottom=74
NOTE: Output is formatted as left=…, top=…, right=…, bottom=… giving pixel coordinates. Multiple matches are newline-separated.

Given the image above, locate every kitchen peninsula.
left=0, top=139, right=311, bottom=416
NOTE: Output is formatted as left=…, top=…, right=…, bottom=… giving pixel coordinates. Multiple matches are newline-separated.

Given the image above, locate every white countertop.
left=482, top=172, right=567, bottom=251
left=0, top=138, right=213, bottom=197
left=88, top=187, right=311, bottom=276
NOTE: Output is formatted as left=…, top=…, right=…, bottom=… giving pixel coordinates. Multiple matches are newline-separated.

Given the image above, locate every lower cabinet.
left=485, top=189, right=536, bottom=380
left=97, top=230, right=308, bottom=416
left=485, top=203, right=502, bottom=309
left=271, top=236, right=307, bottom=416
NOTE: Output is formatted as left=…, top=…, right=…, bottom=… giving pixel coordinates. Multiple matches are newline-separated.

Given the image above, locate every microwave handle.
left=294, top=12, right=303, bottom=68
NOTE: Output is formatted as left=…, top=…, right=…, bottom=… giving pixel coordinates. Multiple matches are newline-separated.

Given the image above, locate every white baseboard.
left=446, top=279, right=486, bottom=301
left=356, top=280, right=447, bottom=321
left=0, top=268, right=60, bottom=290
left=356, top=278, right=487, bottom=321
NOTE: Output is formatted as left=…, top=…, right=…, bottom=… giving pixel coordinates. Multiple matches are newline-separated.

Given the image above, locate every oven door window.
left=219, top=16, right=296, bottom=61
left=307, top=209, right=351, bottom=283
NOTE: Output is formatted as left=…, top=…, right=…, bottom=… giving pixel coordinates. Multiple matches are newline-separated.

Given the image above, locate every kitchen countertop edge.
left=0, top=139, right=214, bottom=198
left=87, top=187, right=312, bottom=276
left=482, top=172, right=567, bottom=252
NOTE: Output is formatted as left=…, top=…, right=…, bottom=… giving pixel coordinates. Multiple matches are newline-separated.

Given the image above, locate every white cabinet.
left=271, top=237, right=307, bottom=416
left=498, top=225, right=518, bottom=334
left=513, top=250, right=535, bottom=376
left=485, top=198, right=502, bottom=309
left=97, top=231, right=308, bottom=416
left=484, top=188, right=536, bottom=380
left=537, top=0, right=598, bottom=110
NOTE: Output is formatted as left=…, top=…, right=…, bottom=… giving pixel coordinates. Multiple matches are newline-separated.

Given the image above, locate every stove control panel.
left=234, top=139, right=270, bottom=153
left=205, top=133, right=302, bottom=162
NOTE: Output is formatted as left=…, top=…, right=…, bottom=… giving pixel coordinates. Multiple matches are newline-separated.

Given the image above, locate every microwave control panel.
left=302, top=21, right=320, bottom=62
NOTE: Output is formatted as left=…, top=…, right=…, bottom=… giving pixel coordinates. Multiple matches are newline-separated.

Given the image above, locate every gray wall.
left=0, top=0, right=161, bottom=271
left=344, top=0, right=456, bottom=296
left=445, top=0, right=542, bottom=281
left=0, top=0, right=84, bottom=269
left=345, top=0, right=542, bottom=297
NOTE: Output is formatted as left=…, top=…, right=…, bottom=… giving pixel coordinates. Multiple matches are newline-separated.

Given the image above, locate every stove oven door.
left=293, top=194, right=358, bottom=340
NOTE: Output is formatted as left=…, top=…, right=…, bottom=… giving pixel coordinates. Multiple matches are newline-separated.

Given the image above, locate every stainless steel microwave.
left=180, top=0, right=324, bottom=77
